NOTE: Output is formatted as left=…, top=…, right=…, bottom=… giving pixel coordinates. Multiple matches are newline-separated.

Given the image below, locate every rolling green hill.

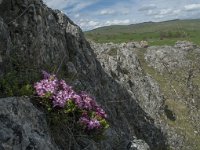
left=85, top=19, right=200, bottom=46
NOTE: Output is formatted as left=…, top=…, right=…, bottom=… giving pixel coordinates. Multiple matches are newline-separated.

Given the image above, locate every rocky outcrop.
left=90, top=42, right=176, bottom=148
left=145, top=41, right=200, bottom=72
left=144, top=41, right=199, bottom=73
left=0, top=97, right=58, bottom=150
left=90, top=41, right=200, bottom=150
left=145, top=41, right=200, bottom=106
left=0, top=0, right=168, bottom=149
left=90, top=42, right=164, bottom=118
left=175, top=41, right=197, bottom=51
left=144, top=42, right=200, bottom=150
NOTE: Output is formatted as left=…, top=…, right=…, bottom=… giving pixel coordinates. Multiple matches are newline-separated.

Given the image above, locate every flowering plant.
left=34, top=71, right=109, bottom=132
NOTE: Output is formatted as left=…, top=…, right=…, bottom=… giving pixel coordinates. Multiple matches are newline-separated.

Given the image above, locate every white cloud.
left=121, top=9, right=130, bottom=15
left=105, top=19, right=130, bottom=26
left=154, top=15, right=165, bottom=19
left=184, top=4, right=200, bottom=11
left=147, top=8, right=182, bottom=19
left=78, top=19, right=131, bottom=31
left=70, top=1, right=98, bottom=13
left=43, top=0, right=69, bottom=10
left=74, top=14, right=80, bottom=18
left=147, top=10, right=159, bottom=16
left=138, top=5, right=157, bottom=11
left=173, top=9, right=182, bottom=15
left=88, top=20, right=99, bottom=26
left=44, top=0, right=99, bottom=12
left=100, top=9, right=115, bottom=15
left=160, top=9, right=172, bottom=15
left=78, top=19, right=101, bottom=30
left=99, top=6, right=130, bottom=16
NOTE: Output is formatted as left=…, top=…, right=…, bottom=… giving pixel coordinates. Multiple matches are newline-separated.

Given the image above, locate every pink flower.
left=53, top=90, right=70, bottom=107
left=34, top=71, right=109, bottom=132
left=79, top=92, right=95, bottom=110
left=95, top=106, right=107, bottom=118
left=88, top=119, right=101, bottom=130
left=34, top=78, right=58, bottom=97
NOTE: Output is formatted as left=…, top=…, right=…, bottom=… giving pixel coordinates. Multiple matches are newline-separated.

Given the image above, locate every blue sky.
left=44, top=0, right=200, bottom=31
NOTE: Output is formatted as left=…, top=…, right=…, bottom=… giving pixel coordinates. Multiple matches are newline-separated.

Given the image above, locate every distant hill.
left=85, top=19, right=200, bottom=45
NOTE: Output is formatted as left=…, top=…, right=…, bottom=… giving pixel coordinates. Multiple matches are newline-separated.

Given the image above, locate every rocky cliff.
left=1, top=0, right=198, bottom=150
left=0, top=97, right=59, bottom=150
left=90, top=41, right=200, bottom=150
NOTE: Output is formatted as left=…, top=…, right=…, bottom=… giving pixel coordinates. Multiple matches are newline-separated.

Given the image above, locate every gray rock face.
left=90, top=41, right=200, bottom=150
left=144, top=41, right=199, bottom=73
left=0, top=17, right=11, bottom=75
left=0, top=97, right=58, bottom=150
left=90, top=42, right=164, bottom=118
left=143, top=42, right=200, bottom=150
left=145, top=46, right=189, bottom=73
left=130, top=137, right=150, bottom=150
left=0, top=0, right=168, bottom=150
left=175, top=41, right=196, bottom=51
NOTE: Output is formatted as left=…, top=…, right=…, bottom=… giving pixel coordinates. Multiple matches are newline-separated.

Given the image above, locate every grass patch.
left=164, top=99, right=200, bottom=150
left=135, top=48, right=169, bottom=94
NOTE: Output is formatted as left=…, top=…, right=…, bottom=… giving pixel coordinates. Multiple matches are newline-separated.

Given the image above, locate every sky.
left=44, top=0, right=200, bottom=31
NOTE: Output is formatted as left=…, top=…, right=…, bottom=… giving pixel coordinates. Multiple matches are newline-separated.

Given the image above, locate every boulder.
left=0, top=97, right=58, bottom=150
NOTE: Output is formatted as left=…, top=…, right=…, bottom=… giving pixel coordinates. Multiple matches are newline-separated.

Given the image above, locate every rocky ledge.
left=0, top=97, right=58, bottom=150
left=90, top=40, right=200, bottom=150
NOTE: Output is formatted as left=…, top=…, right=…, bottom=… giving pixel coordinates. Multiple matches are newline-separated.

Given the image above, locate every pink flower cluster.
left=79, top=116, right=101, bottom=130
left=34, top=77, right=58, bottom=97
left=34, top=71, right=108, bottom=131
